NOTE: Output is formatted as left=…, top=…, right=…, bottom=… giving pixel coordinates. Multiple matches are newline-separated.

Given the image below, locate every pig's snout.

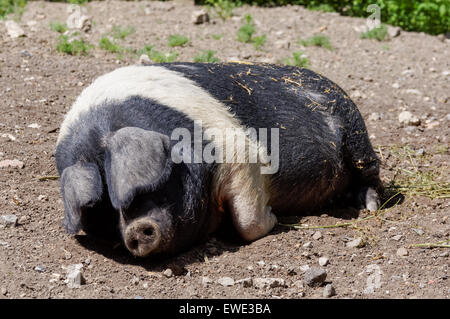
left=124, top=218, right=161, bottom=257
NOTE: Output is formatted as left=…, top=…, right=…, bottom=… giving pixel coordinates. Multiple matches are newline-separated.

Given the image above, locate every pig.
left=55, top=62, right=383, bottom=257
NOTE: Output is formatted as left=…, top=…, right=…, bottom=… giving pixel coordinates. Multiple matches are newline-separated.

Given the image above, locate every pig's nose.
left=124, top=218, right=161, bottom=257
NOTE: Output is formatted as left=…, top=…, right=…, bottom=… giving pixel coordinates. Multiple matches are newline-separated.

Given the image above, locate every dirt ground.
left=0, top=0, right=449, bottom=299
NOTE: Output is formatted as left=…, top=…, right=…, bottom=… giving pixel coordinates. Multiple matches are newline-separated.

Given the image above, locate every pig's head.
left=104, top=126, right=186, bottom=257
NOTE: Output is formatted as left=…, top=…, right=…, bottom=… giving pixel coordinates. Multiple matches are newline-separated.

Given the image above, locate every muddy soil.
left=0, top=1, right=449, bottom=299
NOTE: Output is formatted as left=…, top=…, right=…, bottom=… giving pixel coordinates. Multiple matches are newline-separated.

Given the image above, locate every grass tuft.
left=299, top=34, right=332, bottom=50
left=50, top=21, right=67, bottom=33
left=56, top=34, right=92, bottom=56
left=194, top=50, right=219, bottom=63
left=281, top=52, right=310, bottom=67
left=360, top=24, right=388, bottom=41
left=168, top=34, right=189, bottom=47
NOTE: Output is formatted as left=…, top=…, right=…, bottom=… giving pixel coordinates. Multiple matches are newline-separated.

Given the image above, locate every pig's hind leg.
left=344, top=130, right=384, bottom=212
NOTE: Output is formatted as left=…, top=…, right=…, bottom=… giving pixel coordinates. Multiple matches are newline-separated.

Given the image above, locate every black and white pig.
left=55, top=62, right=383, bottom=258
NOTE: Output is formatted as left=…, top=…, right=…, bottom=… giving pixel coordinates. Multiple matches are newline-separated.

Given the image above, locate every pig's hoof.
left=124, top=218, right=161, bottom=257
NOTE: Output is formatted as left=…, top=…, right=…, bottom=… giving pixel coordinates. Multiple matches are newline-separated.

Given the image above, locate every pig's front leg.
left=221, top=163, right=277, bottom=241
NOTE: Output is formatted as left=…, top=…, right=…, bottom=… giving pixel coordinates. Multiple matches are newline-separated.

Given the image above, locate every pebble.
left=368, top=112, right=382, bottom=121
left=139, top=54, right=151, bottom=65
left=253, top=278, right=285, bottom=289
left=131, top=276, right=139, bottom=285
left=398, top=111, right=420, bottom=126
left=236, top=277, right=253, bottom=287
left=299, top=264, right=310, bottom=272
left=66, top=7, right=91, bottom=32
left=387, top=26, right=401, bottom=38
left=411, top=228, right=424, bottom=236
left=0, top=159, right=24, bottom=169
left=191, top=9, right=209, bottom=24
left=346, top=237, right=364, bottom=248
left=27, top=123, right=40, bottom=129
left=163, top=268, right=173, bottom=278
left=201, top=276, right=212, bottom=287
left=312, top=231, right=322, bottom=240
left=20, top=50, right=32, bottom=57
left=396, top=247, right=409, bottom=257
left=304, top=267, right=327, bottom=287
left=323, top=284, right=336, bottom=297
left=318, top=257, right=329, bottom=266
left=302, top=241, right=312, bottom=248
left=34, top=265, right=46, bottom=273
left=391, top=235, right=403, bottom=241
left=65, top=264, right=85, bottom=288
left=1, top=287, right=7, bottom=296
left=0, top=215, right=18, bottom=227
left=217, top=276, right=235, bottom=287
left=5, top=20, right=25, bottom=38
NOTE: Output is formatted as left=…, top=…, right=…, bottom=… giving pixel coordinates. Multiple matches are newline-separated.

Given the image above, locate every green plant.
left=282, top=51, right=310, bottom=67
left=0, top=0, right=27, bottom=19
left=111, top=25, right=135, bottom=40
left=56, top=34, right=92, bottom=55
left=237, top=14, right=256, bottom=43
left=307, top=4, right=335, bottom=12
left=360, top=24, right=388, bottom=41
left=99, top=36, right=122, bottom=53
left=299, top=34, right=332, bottom=49
left=194, top=50, right=219, bottom=63
left=253, top=34, right=267, bottom=50
left=50, top=21, right=67, bottom=33
left=136, top=45, right=154, bottom=56
left=150, top=49, right=179, bottom=63
left=204, top=0, right=240, bottom=20
left=168, top=34, right=189, bottom=47
left=212, top=34, right=223, bottom=40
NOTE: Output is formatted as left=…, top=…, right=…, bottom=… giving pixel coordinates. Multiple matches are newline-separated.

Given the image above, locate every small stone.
left=299, top=264, right=310, bottom=272
left=391, top=235, right=403, bottom=241
left=1, top=287, right=7, bottom=296
left=398, top=111, right=420, bottom=126
left=411, top=228, right=424, bottom=236
left=318, top=257, right=329, bottom=266
left=65, top=264, right=85, bottom=288
left=415, top=149, right=425, bottom=156
left=302, top=241, right=312, bottom=248
left=253, top=278, right=285, bottom=289
left=304, top=267, right=327, bottom=287
left=20, top=50, right=32, bottom=57
left=0, top=215, right=18, bottom=227
left=131, top=276, right=139, bottom=285
left=392, top=82, right=400, bottom=89
left=236, top=277, right=253, bottom=287
left=312, top=231, right=322, bottom=240
left=346, top=237, right=364, bottom=248
left=323, top=284, right=336, bottom=297
left=163, top=268, right=173, bottom=278
left=191, top=9, right=209, bottom=25
left=143, top=282, right=148, bottom=289
left=368, top=112, right=382, bottom=121
left=396, top=247, right=408, bottom=257
left=139, top=54, right=151, bottom=65
left=201, top=276, right=212, bottom=287
left=66, top=10, right=91, bottom=32
left=34, top=265, right=46, bottom=273
left=439, top=251, right=449, bottom=258
left=387, top=26, right=401, bottom=38
left=217, top=277, right=235, bottom=287
left=257, top=260, right=265, bottom=266
left=0, top=159, right=24, bottom=169
left=84, top=257, right=91, bottom=265
left=37, top=195, right=47, bottom=202
left=5, top=20, right=25, bottom=38
left=405, top=89, right=422, bottom=96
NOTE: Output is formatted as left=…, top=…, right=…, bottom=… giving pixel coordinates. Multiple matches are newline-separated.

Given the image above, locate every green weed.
left=168, top=34, right=189, bottom=47
left=360, top=24, right=388, bottom=41
left=194, top=50, right=219, bottom=63
left=50, top=21, right=67, bottom=33
left=56, top=34, right=92, bottom=56
left=282, top=52, right=310, bottom=67
left=299, top=34, right=332, bottom=50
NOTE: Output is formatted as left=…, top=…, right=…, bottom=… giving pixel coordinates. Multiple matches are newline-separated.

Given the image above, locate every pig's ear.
left=60, top=162, right=103, bottom=234
left=104, top=127, right=171, bottom=209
